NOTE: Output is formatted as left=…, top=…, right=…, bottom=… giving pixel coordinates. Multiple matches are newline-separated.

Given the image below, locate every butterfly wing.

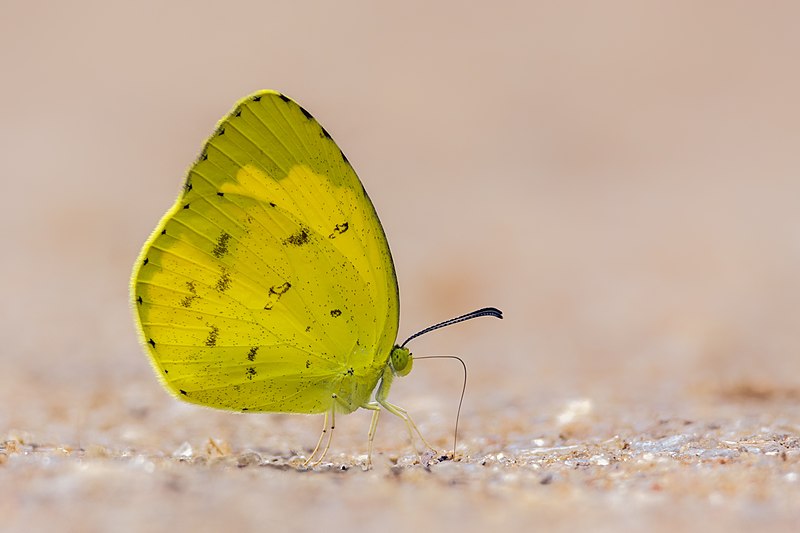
left=131, top=91, right=399, bottom=414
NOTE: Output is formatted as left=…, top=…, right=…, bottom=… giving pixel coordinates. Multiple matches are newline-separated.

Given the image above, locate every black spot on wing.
left=247, top=347, right=258, bottom=361
left=321, top=126, right=332, bottom=139
left=330, top=309, right=342, bottom=318
left=205, top=325, right=219, bottom=347
left=217, top=192, right=224, bottom=197
left=234, top=108, right=242, bottom=117
left=161, top=229, right=166, bottom=235
left=143, top=258, right=149, bottom=266
left=200, top=152, right=208, bottom=161
left=276, top=282, right=291, bottom=295
left=211, top=231, right=231, bottom=258
left=183, top=203, right=190, bottom=210
left=328, top=222, right=349, bottom=239
left=253, top=95, right=262, bottom=102
left=180, top=281, right=198, bottom=308
left=245, top=367, right=257, bottom=380
left=136, top=296, right=143, bottom=305
left=283, top=227, right=309, bottom=246
left=148, top=338, right=156, bottom=348
left=278, top=93, right=290, bottom=103
left=263, top=282, right=291, bottom=310
left=217, top=127, right=225, bottom=136
left=299, top=106, right=312, bottom=120
left=180, top=389, right=188, bottom=396
left=215, top=268, right=231, bottom=292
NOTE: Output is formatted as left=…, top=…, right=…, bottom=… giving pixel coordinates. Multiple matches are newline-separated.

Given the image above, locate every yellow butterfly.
left=131, top=90, right=501, bottom=467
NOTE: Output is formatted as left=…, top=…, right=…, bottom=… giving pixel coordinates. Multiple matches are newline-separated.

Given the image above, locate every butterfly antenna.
left=415, top=355, right=467, bottom=460
left=403, top=307, right=502, bottom=460
left=400, top=307, right=503, bottom=348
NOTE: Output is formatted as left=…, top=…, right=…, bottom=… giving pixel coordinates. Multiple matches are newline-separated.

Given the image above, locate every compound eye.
left=390, top=346, right=413, bottom=377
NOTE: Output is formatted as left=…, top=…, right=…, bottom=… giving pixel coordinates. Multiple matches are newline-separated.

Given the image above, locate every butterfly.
left=131, top=90, right=501, bottom=468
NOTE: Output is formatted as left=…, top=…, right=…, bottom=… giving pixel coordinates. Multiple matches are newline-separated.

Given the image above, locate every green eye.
left=389, top=346, right=413, bottom=377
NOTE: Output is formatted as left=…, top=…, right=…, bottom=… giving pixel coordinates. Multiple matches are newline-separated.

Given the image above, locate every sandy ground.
left=2, top=1, right=800, bottom=532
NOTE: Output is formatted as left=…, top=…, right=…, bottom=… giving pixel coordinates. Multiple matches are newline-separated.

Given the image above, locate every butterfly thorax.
left=331, top=353, right=393, bottom=413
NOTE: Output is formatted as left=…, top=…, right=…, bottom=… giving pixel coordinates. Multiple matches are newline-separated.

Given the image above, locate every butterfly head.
left=389, top=345, right=413, bottom=377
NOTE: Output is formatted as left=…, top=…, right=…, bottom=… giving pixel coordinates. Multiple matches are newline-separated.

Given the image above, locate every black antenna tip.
left=481, top=307, right=503, bottom=319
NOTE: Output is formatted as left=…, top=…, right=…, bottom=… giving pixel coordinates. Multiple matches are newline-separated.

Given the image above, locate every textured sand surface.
left=2, top=1, right=800, bottom=532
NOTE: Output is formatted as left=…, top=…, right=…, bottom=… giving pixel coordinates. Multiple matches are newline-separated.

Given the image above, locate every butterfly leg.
left=377, top=397, right=435, bottom=454
left=373, top=370, right=435, bottom=453
left=303, top=401, right=336, bottom=467
left=359, top=402, right=382, bottom=469
left=303, top=411, right=328, bottom=466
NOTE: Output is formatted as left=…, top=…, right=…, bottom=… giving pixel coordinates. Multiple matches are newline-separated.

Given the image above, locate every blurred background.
left=1, top=0, right=799, bottom=530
